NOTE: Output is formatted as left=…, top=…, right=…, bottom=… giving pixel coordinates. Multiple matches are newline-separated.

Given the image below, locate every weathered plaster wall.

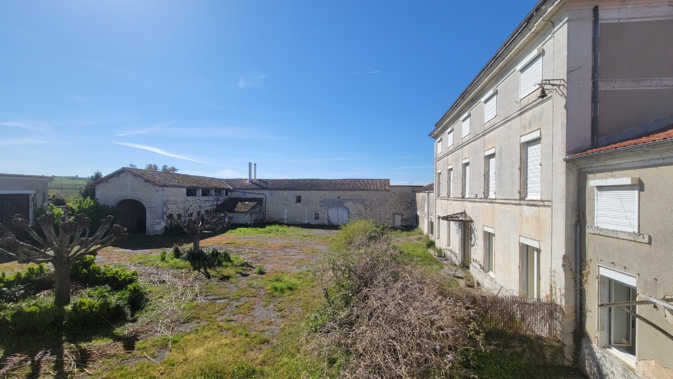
left=0, top=176, right=51, bottom=225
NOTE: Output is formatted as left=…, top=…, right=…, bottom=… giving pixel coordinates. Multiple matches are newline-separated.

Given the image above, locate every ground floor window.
left=483, top=228, right=495, bottom=273
left=520, top=239, right=539, bottom=299
left=599, top=267, right=637, bottom=364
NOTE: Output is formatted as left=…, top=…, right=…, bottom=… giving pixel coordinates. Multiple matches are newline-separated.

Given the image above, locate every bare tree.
left=166, top=210, right=231, bottom=251
left=0, top=213, right=127, bottom=306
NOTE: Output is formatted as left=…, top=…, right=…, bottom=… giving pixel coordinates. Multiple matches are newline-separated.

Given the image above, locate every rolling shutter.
left=487, top=155, right=496, bottom=198
left=462, top=115, right=471, bottom=138
left=519, top=55, right=542, bottom=98
left=595, top=185, right=638, bottom=232
left=525, top=139, right=541, bottom=199
left=484, top=94, right=497, bottom=122
left=463, top=163, right=470, bottom=197
left=446, top=129, right=454, bottom=147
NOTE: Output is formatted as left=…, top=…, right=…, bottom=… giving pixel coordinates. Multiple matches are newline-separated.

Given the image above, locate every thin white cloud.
left=116, top=123, right=169, bottom=137
left=332, top=70, right=383, bottom=76
left=113, top=142, right=222, bottom=166
left=303, top=157, right=372, bottom=162
left=236, top=73, right=266, bottom=89
left=0, top=121, right=49, bottom=131
left=0, top=139, right=49, bottom=146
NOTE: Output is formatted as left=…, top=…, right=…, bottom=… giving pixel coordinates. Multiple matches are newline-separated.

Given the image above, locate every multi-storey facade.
left=429, top=0, right=673, bottom=371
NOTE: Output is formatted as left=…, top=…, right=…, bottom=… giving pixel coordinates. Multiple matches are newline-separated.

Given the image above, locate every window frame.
left=462, top=158, right=470, bottom=198
left=484, top=148, right=496, bottom=199
left=482, top=90, right=497, bottom=123
left=520, top=237, right=540, bottom=299
left=461, top=113, right=471, bottom=138
left=483, top=227, right=495, bottom=274
left=590, top=178, right=640, bottom=233
left=294, top=195, right=302, bottom=204
left=521, top=131, right=541, bottom=200
left=447, top=166, right=453, bottom=198
left=597, top=266, right=637, bottom=366
left=446, top=128, right=454, bottom=148
left=518, top=51, right=543, bottom=99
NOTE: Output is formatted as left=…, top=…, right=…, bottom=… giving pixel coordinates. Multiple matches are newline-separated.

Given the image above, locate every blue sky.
left=0, top=1, right=535, bottom=184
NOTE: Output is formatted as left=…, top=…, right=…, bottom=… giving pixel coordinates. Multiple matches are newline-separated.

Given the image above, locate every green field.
left=48, top=176, right=88, bottom=197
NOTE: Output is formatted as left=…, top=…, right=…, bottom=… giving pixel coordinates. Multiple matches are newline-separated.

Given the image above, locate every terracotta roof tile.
left=570, top=127, right=673, bottom=158
left=98, top=168, right=230, bottom=189
left=223, top=178, right=390, bottom=191
left=0, top=173, right=53, bottom=180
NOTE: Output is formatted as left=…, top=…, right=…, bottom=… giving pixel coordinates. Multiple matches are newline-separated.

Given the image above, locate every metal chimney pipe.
left=254, top=163, right=257, bottom=180
left=248, top=162, right=252, bottom=183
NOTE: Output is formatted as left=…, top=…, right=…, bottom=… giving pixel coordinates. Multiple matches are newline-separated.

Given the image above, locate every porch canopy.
left=439, top=211, right=473, bottom=223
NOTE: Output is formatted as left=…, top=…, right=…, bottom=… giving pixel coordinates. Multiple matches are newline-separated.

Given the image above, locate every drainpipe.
left=591, top=6, right=599, bottom=147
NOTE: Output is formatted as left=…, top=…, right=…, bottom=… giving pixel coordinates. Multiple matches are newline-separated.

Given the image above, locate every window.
left=294, top=195, right=302, bottom=204
left=520, top=237, right=540, bottom=299
left=483, top=92, right=497, bottom=122
left=590, top=178, right=639, bottom=233
left=447, top=167, right=453, bottom=197
left=521, top=131, right=541, bottom=200
left=436, top=171, right=442, bottom=196
left=436, top=216, right=441, bottom=239
left=485, top=149, right=496, bottom=199
left=437, top=138, right=442, bottom=154
left=186, top=188, right=197, bottom=197
left=201, top=189, right=211, bottom=196
left=446, top=220, right=451, bottom=247
left=462, top=159, right=470, bottom=198
left=314, top=212, right=320, bottom=220
left=446, top=128, right=454, bottom=147
left=598, top=267, right=637, bottom=363
left=519, top=54, right=543, bottom=98
left=213, top=189, right=223, bottom=196
left=484, top=228, right=495, bottom=273
left=461, top=113, right=471, bottom=138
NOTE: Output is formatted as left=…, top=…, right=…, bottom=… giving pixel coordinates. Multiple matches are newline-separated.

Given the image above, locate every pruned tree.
left=0, top=213, right=127, bottom=306
left=166, top=210, right=231, bottom=251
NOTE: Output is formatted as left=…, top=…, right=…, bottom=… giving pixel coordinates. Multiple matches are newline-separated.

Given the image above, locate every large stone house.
left=568, top=127, right=673, bottom=378
left=428, top=0, right=673, bottom=371
left=0, top=173, right=52, bottom=233
left=95, top=167, right=419, bottom=235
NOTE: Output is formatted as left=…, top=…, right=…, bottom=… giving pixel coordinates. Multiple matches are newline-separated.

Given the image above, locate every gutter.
left=564, top=138, right=673, bottom=162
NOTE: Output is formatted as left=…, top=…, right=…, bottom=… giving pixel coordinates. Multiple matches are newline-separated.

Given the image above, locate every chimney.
left=248, top=162, right=252, bottom=183
left=254, top=163, right=257, bottom=180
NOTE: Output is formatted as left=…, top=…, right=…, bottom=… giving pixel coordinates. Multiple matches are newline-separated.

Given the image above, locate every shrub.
left=0, top=264, right=53, bottom=302
left=330, top=219, right=385, bottom=253
left=159, top=249, right=167, bottom=262
left=267, top=274, right=298, bottom=295
left=71, top=256, right=138, bottom=290
left=255, top=266, right=266, bottom=275
left=172, top=244, right=183, bottom=259
left=65, top=286, right=128, bottom=330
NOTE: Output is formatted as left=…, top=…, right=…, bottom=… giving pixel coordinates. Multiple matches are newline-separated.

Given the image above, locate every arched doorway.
left=116, top=199, right=147, bottom=233
left=328, top=206, right=350, bottom=226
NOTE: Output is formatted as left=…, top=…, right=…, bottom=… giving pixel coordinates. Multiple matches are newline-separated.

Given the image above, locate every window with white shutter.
left=485, top=153, right=496, bottom=198
left=519, top=54, right=542, bottom=99
left=484, top=93, right=497, bottom=123
left=446, top=128, right=454, bottom=147
left=462, top=161, right=470, bottom=198
left=436, top=171, right=442, bottom=196
left=448, top=168, right=453, bottom=197
left=461, top=114, right=471, bottom=138
left=523, top=139, right=541, bottom=200
left=437, top=138, right=442, bottom=154
left=595, top=185, right=639, bottom=233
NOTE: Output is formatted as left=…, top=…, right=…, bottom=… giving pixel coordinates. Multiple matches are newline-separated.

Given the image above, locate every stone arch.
left=116, top=199, right=147, bottom=233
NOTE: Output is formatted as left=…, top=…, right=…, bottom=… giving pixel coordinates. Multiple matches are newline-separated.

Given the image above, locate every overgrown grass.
left=227, top=224, right=317, bottom=238
left=396, top=241, right=443, bottom=270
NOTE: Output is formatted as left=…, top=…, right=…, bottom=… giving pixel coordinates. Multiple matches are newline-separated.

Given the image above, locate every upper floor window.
left=186, top=188, right=198, bottom=197
left=437, top=138, right=442, bottom=154
left=446, top=128, right=454, bottom=147
left=461, top=113, right=471, bottom=138
left=590, top=178, right=640, bottom=233
left=462, top=158, right=470, bottom=198
left=201, top=189, right=212, bottom=196
left=521, top=131, right=541, bottom=200
left=518, top=51, right=543, bottom=99
left=484, top=149, right=496, bottom=199
left=436, top=171, right=442, bottom=196
left=447, top=166, right=453, bottom=197
left=294, top=195, right=302, bottom=204
left=483, top=92, right=497, bottom=123
left=213, top=189, right=223, bottom=196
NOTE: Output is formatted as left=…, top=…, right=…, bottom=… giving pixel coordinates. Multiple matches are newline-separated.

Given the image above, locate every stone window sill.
left=588, top=226, right=651, bottom=244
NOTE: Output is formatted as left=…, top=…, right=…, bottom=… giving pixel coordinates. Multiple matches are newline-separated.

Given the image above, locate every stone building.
left=95, top=167, right=419, bottom=234
left=0, top=173, right=52, bottom=233
left=95, top=168, right=229, bottom=235
left=428, top=0, right=673, bottom=367
left=568, top=127, right=673, bottom=378
left=222, top=178, right=419, bottom=227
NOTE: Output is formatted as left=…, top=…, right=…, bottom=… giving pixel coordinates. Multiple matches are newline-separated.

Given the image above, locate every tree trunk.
left=193, top=233, right=201, bottom=251
left=53, top=260, right=71, bottom=306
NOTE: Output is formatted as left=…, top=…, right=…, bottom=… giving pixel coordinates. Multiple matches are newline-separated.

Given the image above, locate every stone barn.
left=95, top=168, right=229, bottom=235
left=215, top=197, right=264, bottom=225
left=222, top=178, right=420, bottom=227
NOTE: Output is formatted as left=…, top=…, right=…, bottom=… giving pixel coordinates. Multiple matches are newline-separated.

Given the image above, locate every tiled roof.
left=97, top=168, right=230, bottom=189
left=215, top=198, right=263, bottom=213
left=0, top=173, right=52, bottom=181
left=223, top=178, right=390, bottom=191
left=414, top=183, right=434, bottom=192
left=569, top=127, right=673, bottom=158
